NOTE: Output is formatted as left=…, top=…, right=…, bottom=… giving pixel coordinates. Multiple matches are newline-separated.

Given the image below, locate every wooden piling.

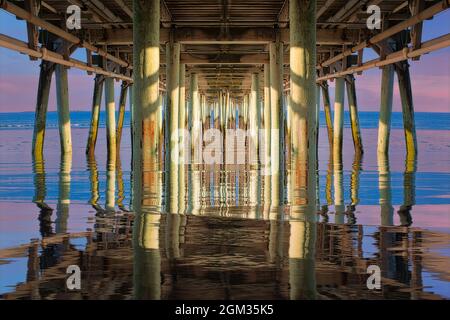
left=289, top=0, right=318, bottom=220
left=116, top=81, right=128, bottom=151
left=32, top=61, right=54, bottom=157
left=86, top=75, right=104, bottom=155
left=132, top=0, right=160, bottom=211
left=105, top=77, right=117, bottom=162
left=345, top=75, right=363, bottom=154
left=249, top=72, right=260, bottom=165
left=320, top=82, right=333, bottom=151
left=263, top=64, right=271, bottom=175
left=190, top=72, right=202, bottom=164
left=179, top=63, right=186, bottom=213
left=332, top=77, right=345, bottom=164
left=269, top=41, right=284, bottom=206
left=166, top=41, right=180, bottom=213
left=55, top=64, right=72, bottom=154
left=377, top=65, right=395, bottom=155
left=396, top=62, right=417, bottom=160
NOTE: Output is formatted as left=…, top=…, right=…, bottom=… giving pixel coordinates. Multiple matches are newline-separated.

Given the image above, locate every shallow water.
left=0, top=111, right=449, bottom=299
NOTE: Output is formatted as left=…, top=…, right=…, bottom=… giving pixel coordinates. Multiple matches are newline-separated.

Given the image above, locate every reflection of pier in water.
left=1, top=213, right=448, bottom=300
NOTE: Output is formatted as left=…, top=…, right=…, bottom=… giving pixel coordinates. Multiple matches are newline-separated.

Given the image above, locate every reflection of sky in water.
left=0, top=112, right=449, bottom=300
left=422, top=270, right=450, bottom=299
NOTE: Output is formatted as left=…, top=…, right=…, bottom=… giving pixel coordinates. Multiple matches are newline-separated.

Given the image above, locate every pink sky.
left=1, top=7, right=449, bottom=113
left=0, top=49, right=448, bottom=113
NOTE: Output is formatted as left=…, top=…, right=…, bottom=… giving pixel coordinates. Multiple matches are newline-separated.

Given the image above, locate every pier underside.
left=0, top=0, right=449, bottom=301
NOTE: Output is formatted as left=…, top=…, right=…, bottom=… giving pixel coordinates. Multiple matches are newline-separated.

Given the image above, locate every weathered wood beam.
left=317, top=0, right=337, bottom=19
left=317, top=0, right=449, bottom=71
left=41, top=1, right=56, bottom=14
left=24, top=0, right=39, bottom=60
left=113, top=0, right=132, bottom=18
left=0, top=33, right=132, bottom=81
left=91, top=0, right=123, bottom=23
left=323, top=0, right=359, bottom=28
left=91, top=27, right=358, bottom=45
left=278, top=0, right=289, bottom=26
left=410, top=0, right=425, bottom=60
left=1, top=0, right=132, bottom=69
left=317, top=33, right=450, bottom=81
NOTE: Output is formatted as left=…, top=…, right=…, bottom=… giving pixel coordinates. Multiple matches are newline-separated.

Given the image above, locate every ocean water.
left=0, top=111, right=449, bottom=299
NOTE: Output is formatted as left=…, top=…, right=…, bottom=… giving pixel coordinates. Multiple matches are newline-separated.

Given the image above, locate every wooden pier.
left=0, top=0, right=449, bottom=214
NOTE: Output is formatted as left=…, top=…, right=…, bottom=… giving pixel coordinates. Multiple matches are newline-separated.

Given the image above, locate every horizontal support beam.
left=0, top=0, right=132, bottom=69
left=316, top=34, right=450, bottom=81
left=317, top=0, right=448, bottom=70
left=91, top=27, right=359, bottom=45
left=0, top=33, right=132, bottom=82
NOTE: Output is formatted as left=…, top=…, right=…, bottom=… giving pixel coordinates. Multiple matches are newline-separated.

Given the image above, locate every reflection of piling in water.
left=347, top=151, right=362, bottom=224
left=133, top=213, right=161, bottom=300
left=289, top=220, right=317, bottom=300
left=165, top=213, right=181, bottom=259
left=55, top=153, right=72, bottom=233
left=116, top=151, right=128, bottom=212
left=333, top=160, right=345, bottom=224
left=398, top=159, right=416, bottom=226
left=378, top=153, right=394, bottom=226
left=105, top=157, right=116, bottom=213
left=86, top=153, right=103, bottom=213
left=32, top=151, right=52, bottom=212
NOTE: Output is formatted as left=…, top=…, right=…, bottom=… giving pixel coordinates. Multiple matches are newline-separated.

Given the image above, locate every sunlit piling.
left=332, top=77, right=344, bottom=164
left=55, top=65, right=72, bottom=154
left=378, top=65, right=395, bottom=155
left=132, top=0, right=160, bottom=212
left=396, top=62, right=418, bottom=161
left=32, top=61, right=54, bottom=158
left=269, top=41, right=284, bottom=206
left=105, top=77, right=117, bottom=163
